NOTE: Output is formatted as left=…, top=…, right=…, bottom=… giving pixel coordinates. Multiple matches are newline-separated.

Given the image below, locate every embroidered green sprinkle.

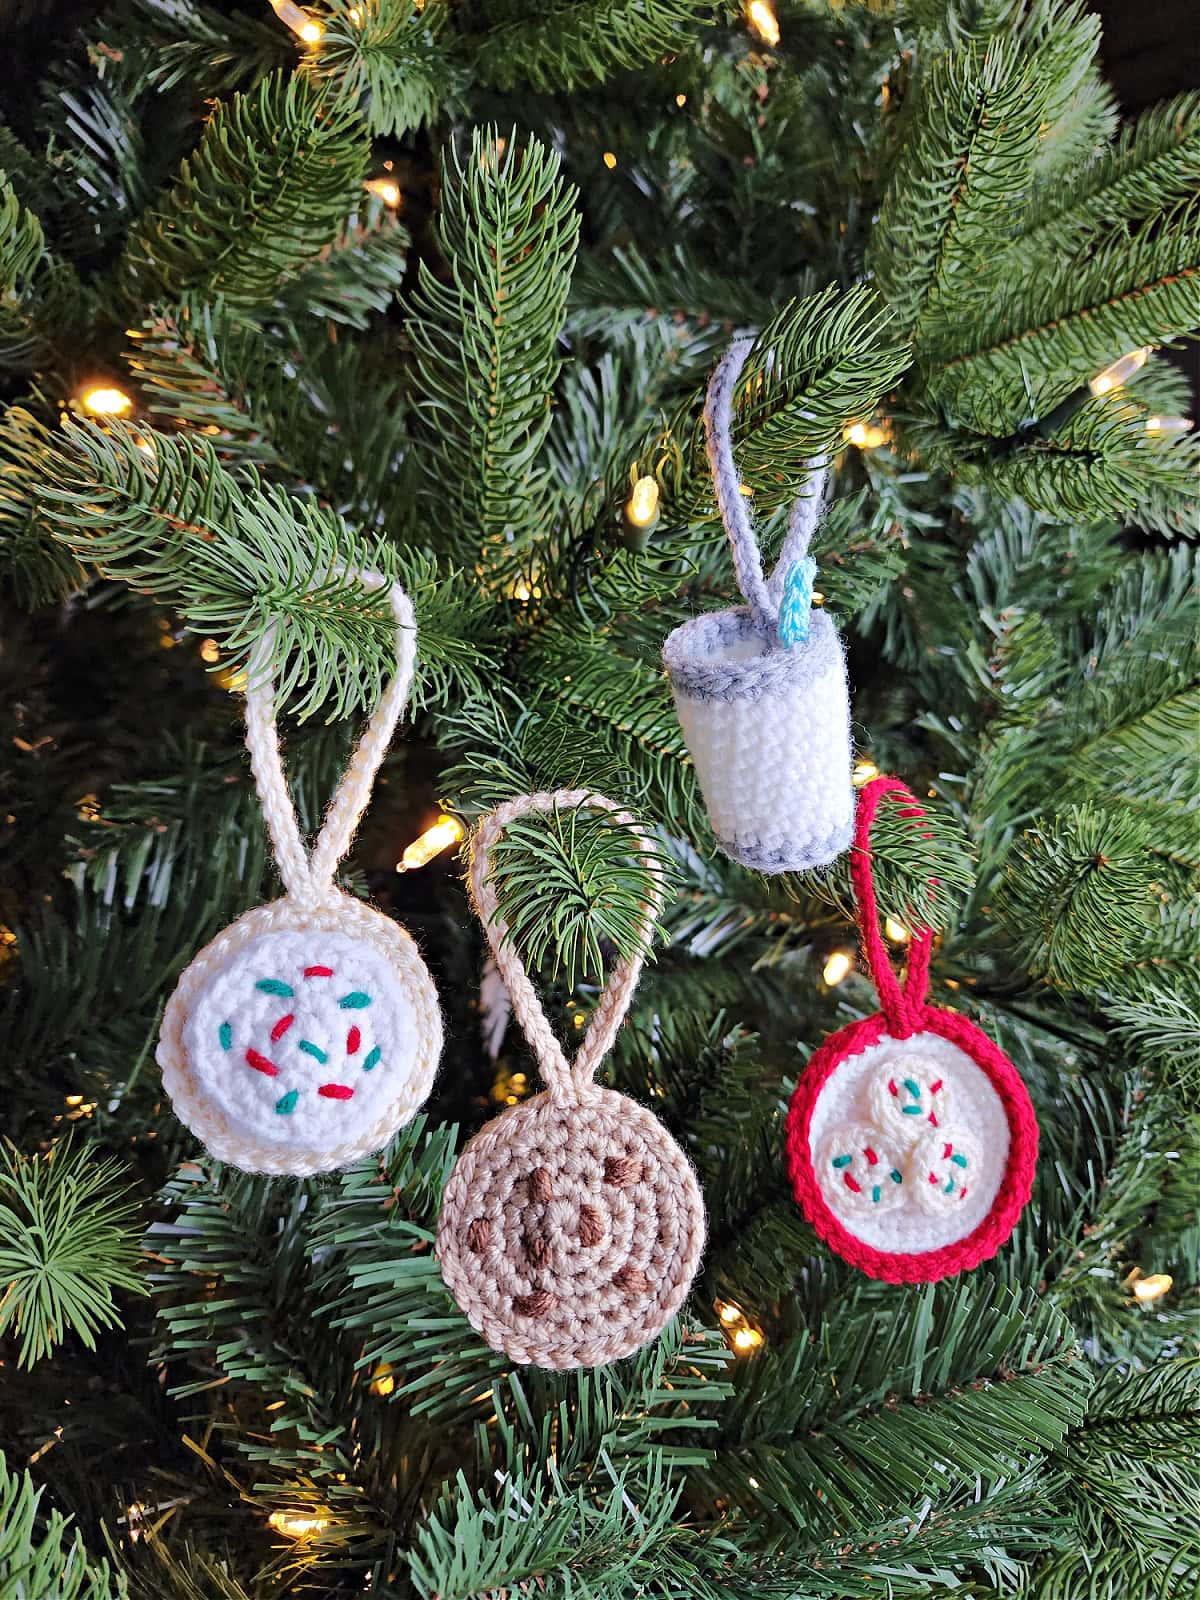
left=338, top=991, right=372, bottom=1009
left=256, top=979, right=294, bottom=997
left=951, top=1152, right=968, bottom=1167
left=363, top=1045, right=381, bottom=1072
left=890, top=1169, right=903, bottom=1183
left=903, top=1078, right=920, bottom=1098
left=298, top=1040, right=328, bottom=1063
left=831, top=1154, right=852, bottom=1168
left=901, top=1104, right=921, bottom=1114
left=218, top=1022, right=232, bottom=1050
left=871, top=1185, right=882, bottom=1203
left=275, top=1089, right=299, bottom=1115
left=943, top=1179, right=956, bottom=1194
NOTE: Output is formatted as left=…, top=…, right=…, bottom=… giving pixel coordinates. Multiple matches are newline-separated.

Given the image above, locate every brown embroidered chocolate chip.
left=577, top=1204, right=605, bottom=1247
left=528, top=1166, right=554, bottom=1203
left=525, top=1233, right=550, bottom=1269
left=466, top=1217, right=491, bottom=1253
left=603, top=1154, right=640, bottom=1187
left=612, top=1265, right=650, bottom=1295
left=512, top=1289, right=557, bottom=1317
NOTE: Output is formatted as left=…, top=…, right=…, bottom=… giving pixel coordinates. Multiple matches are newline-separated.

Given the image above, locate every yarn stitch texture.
left=661, top=337, right=854, bottom=874
left=436, top=790, right=705, bottom=1370
left=157, top=571, right=442, bottom=1176
left=784, top=777, right=1038, bottom=1282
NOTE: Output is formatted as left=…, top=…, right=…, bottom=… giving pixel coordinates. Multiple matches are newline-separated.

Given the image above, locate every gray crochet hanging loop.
left=702, top=336, right=828, bottom=648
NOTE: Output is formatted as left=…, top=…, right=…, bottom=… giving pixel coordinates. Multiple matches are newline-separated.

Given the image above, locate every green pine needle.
left=0, top=1140, right=146, bottom=1368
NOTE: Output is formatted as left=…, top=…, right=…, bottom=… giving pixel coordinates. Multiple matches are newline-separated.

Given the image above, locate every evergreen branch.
left=0, top=405, right=85, bottom=604
left=39, top=420, right=404, bottom=721
left=994, top=804, right=1157, bottom=990
left=271, top=205, right=410, bottom=329
left=470, top=0, right=715, bottom=93
left=0, top=1140, right=146, bottom=1368
left=486, top=804, right=679, bottom=989
left=657, top=285, right=910, bottom=521
left=98, top=0, right=291, bottom=99
left=408, top=126, right=581, bottom=563
left=1014, top=89, right=1200, bottom=257
left=0, top=1451, right=127, bottom=1599
left=118, top=73, right=367, bottom=307
left=925, top=201, right=1200, bottom=431
left=305, top=0, right=457, bottom=136
left=978, top=394, right=1200, bottom=526
left=869, top=38, right=1045, bottom=341
left=1102, top=968, right=1200, bottom=1092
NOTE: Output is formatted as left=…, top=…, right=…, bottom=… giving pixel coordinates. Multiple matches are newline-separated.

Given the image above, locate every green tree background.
left=0, top=0, right=1197, bottom=1595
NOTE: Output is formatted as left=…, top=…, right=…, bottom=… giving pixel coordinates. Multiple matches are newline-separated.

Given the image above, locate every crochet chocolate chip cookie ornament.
left=785, top=777, right=1038, bottom=1281
left=156, top=573, right=442, bottom=1176
left=662, top=337, right=854, bottom=873
left=436, top=790, right=705, bottom=1370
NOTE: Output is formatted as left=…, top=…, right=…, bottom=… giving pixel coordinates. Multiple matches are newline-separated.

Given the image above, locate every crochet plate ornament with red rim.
left=785, top=777, right=1037, bottom=1282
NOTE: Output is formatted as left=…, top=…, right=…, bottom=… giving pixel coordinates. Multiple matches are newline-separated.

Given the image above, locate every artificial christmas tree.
left=1, top=0, right=1198, bottom=1595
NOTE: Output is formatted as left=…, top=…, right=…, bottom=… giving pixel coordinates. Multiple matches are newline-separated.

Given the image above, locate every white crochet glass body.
left=808, top=1032, right=1009, bottom=1252
left=664, top=608, right=854, bottom=873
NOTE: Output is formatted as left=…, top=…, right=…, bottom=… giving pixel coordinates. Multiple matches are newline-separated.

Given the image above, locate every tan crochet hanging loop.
left=466, top=788, right=667, bottom=1102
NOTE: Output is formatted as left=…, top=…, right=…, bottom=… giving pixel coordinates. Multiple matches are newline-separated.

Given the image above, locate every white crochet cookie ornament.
left=157, top=573, right=442, bottom=1176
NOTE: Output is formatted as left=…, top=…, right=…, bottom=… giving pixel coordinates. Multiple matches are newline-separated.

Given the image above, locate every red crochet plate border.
left=785, top=1005, right=1039, bottom=1283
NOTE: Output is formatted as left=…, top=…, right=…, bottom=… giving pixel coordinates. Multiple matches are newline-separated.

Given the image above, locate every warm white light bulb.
left=822, top=950, right=854, bottom=986
left=365, top=177, right=401, bottom=208
left=80, top=385, right=133, bottom=417
left=1133, top=1273, right=1173, bottom=1303
left=746, top=0, right=780, bottom=45
left=397, top=815, right=465, bottom=873
left=268, top=1511, right=330, bottom=1537
left=1089, top=346, right=1152, bottom=397
left=625, top=475, right=660, bottom=528
left=1145, top=415, right=1192, bottom=437
left=269, top=0, right=324, bottom=44
left=852, top=760, right=879, bottom=787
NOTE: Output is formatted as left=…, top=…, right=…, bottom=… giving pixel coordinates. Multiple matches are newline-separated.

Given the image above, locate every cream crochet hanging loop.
left=661, top=335, right=856, bottom=875
left=243, top=572, right=417, bottom=906
left=466, top=789, right=666, bottom=1102
left=437, top=788, right=705, bottom=1371
left=156, top=569, right=442, bottom=1177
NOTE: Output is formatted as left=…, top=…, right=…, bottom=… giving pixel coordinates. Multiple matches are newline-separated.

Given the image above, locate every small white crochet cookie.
left=909, top=1126, right=981, bottom=1216
left=817, top=1123, right=907, bottom=1218
left=159, top=899, right=441, bottom=1175
left=868, top=1055, right=952, bottom=1145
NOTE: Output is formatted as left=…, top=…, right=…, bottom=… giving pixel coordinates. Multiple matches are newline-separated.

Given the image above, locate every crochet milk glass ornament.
left=662, top=337, right=854, bottom=873
left=436, top=790, right=705, bottom=1370
left=157, top=572, right=442, bottom=1176
left=785, top=777, right=1038, bottom=1281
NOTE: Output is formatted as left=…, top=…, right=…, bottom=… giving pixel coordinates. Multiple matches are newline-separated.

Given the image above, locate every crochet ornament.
left=662, top=337, right=854, bottom=873
left=157, top=574, right=442, bottom=1176
left=436, top=790, right=705, bottom=1370
left=785, top=777, right=1038, bottom=1281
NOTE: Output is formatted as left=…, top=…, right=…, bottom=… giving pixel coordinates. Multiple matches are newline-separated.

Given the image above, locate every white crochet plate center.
left=182, top=929, right=420, bottom=1151
left=807, top=1031, right=1009, bottom=1253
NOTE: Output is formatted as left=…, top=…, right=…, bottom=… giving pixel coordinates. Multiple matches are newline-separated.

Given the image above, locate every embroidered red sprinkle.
left=930, top=1113, right=939, bottom=1127
left=943, top=1142, right=953, bottom=1159
left=864, top=1146, right=879, bottom=1165
left=245, top=1048, right=278, bottom=1077
left=929, top=1172, right=939, bottom=1184
left=930, top=1079, right=943, bottom=1093
left=270, top=1013, right=294, bottom=1043
left=305, top=966, right=334, bottom=978
left=318, top=1083, right=354, bottom=1100
left=844, top=1174, right=862, bottom=1193
left=888, top=1078, right=898, bottom=1097
left=347, top=1025, right=362, bottom=1055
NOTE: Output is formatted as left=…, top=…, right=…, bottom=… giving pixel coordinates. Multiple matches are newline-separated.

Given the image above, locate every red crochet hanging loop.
left=851, top=777, right=936, bottom=1038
